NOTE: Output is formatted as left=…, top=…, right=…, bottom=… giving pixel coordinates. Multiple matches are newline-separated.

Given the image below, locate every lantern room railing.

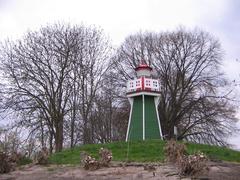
left=126, top=78, right=160, bottom=93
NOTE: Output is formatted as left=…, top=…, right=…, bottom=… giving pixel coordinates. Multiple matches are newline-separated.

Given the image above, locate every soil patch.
left=0, top=161, right=240, bottom=180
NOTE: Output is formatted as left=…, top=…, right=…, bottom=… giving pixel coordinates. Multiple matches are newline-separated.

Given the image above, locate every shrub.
left=0, top=152, right=13, bottom=174
left=0, top=151, right=32, bottom=174
left=36, top=147, right=49, bottom=165
left=80, top=147, right=113, bottom=170
left=18, top=156, right=32, bottom=165
left=177, top=152, right=208, bottom=176
left=99, top=147, right=112, bottom=167
left=164, top=140, right=209, bottom=176
left=164, top=139, right=187, bottom=163
left=80, top=152, right=99, bottom=170
left=9, top=151, right=27, bottom=165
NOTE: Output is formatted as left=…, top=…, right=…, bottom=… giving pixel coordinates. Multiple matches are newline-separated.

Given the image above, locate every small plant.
left=177, top=152, right=208, bottom=176
left=0, top=152, right=13, bottom=174
left=8, top=151, right=20, bottom=163
left=164, top=140, right=208, bottom=176
left=164, top=139, right=187, bottom=163
left=99, top=147, right=112, bottom=167
left=80, top=147, right=112, bottom=170
left=81, top=153, right=99, bottom=170
left=36, top=147, right=49, bottom=165
left=9, top=151, right=31, bottom=166
left=0, top=151, right=32, bottom=174
left=18, top=156, right=32, bottom=166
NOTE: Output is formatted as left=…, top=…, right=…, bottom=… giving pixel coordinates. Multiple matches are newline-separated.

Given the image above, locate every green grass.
left=185, top=142, right=240, bottom=162
left=49, top=140, right=240, bottom=165
left=18, top=156, right=32, bottom=166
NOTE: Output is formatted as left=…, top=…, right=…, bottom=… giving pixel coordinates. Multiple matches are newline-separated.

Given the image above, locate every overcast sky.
left=0, top=0, right=240, bottom=148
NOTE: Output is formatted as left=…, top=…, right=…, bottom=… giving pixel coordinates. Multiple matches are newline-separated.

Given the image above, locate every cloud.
left=0, top=0, right=229, bottom=44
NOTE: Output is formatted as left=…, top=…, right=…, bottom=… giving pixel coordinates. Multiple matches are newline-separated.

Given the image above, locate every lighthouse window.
left=130, top=82, right=134, bottom=88
left=146, top=80, right=151, bottom=86
left=136, top=80, right=140, bottom=86
left=153, top=81, right=158, bottom=87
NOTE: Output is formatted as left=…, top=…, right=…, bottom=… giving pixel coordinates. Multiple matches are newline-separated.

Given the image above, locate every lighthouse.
left=126, top=62, right=163, bottom=141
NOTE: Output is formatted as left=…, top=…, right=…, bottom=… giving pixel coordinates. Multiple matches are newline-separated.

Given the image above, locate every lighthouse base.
left=126, top=95, right=162, bottom=141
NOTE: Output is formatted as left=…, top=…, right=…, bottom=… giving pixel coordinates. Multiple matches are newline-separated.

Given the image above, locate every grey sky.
left=0, top=0, right=239, bottom=148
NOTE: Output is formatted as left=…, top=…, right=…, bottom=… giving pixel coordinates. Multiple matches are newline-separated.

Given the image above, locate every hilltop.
left=49, top=140, right=240, bottom=164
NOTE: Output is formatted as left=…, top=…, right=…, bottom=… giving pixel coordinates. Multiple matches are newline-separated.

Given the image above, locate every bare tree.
left=0, top=24, right=111, bottom=151
left=89, top=90, right=129, bottom=143
left=91, top=68, right=130, bottom=142
left=113, top=28, right=238, bottom=145
left=0, top=128, right=21, bottom=154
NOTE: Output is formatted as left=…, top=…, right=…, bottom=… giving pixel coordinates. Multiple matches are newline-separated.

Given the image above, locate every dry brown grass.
left=81, top=154, right=100, bottom=170
left=35, top=147, right=49, bottom=165
left=99, top=147, right=112, bottom=167
left=80, top=147, right=112, bottom=170
left=164, top=140, right=208, bottom=176
left=0, top=152, right=15, bottom=173
left=164, top=139, right=187, bottom=163
left=177, top=152, right=208, bottom=176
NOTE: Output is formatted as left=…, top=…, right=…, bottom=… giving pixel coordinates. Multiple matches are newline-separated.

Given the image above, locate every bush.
left=99, top=147, right=112, bottom=167
left=164, top=139, right=187, bottom=163
left=0, top=151, right=32, bottom=174
left=164, top=140, right=208, bottom=176
left=0, top=152, right=13, bottom=174
left=18, top=156, right=32, bottom=166
left=80, top=147, right=112, bottom=170
left=80, top=152, right=99, bottom=170
left=177, top=152, right=208, bottom=176
left=36, top=147, right=49, bottom=165
left=9, top=151, right=27, bottom=165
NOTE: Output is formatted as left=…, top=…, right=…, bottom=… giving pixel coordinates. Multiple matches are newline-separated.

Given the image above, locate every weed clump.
left=0, top=152, right=13, bottom=173
left=80, top=147, right=112, bottom=170
left=81, top=153, right=100, bottom=170
left=99, top=147, right=112, bottom=167
left=164, top=139, right=187, bottom=163
left=36, top=147, right=49, bottom=165
left=177, top=152, right=208, bottom=176
left=0, top=151, right=31, bottom=174
left=164, top=140, right=208, bottom=176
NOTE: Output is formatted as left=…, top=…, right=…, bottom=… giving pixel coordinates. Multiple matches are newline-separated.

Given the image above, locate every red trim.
left=141, top=77, right=144, bottom=90
left=135, top=66, right=152, bottom=71
left=135, top=62, right=152, bottom=71
left=126, top=90, right=161, bottom=95
left=145, top=87, right=151, bottom=91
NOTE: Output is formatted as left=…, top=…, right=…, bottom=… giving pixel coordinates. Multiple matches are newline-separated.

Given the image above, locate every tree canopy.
left=0, top=24, right=112, bottom=152
left=113, top=28, right=238, bottom=145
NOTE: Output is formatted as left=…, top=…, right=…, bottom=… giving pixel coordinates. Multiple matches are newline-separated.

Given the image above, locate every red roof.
left=135, top=62, right=152, bottom=71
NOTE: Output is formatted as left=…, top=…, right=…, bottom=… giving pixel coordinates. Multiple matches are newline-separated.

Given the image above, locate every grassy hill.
left=49, top=140, right=240, bottom=164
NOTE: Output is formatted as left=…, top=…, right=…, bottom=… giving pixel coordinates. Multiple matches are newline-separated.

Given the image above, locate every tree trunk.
left=55, top=116, right=64, bottom=152
left=70, top=108, right=76, bottom=148
left=109, top=98, right=112, bottom=142
left=40, top=120, right=45, bottom=148
left=49, top=131, right=53, bottom=154
left=83, top=120, right=92, bottom=144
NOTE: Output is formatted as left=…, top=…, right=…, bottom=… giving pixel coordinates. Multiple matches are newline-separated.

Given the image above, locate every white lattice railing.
left=126, top=78, right=160, bottom=93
